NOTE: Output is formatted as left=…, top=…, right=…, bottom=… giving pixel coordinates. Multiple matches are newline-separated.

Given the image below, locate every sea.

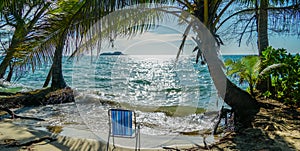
left=1, top=55, right=247, bottom=136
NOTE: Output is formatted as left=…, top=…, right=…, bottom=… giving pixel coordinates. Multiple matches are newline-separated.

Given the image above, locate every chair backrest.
left=109, top=109, right=135, bottom=137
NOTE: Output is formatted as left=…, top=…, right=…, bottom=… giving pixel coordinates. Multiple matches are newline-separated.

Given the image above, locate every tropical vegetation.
left=261, top=47, right=300, bottom=106
left=225, top=55, right=260, bottom=97
left=0, top=0, right=51, bottom=81
left=225, top=47, right=300, bottom=106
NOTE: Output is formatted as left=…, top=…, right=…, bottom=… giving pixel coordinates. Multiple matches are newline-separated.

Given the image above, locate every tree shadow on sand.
left=187, top=98, right=300, bottom=151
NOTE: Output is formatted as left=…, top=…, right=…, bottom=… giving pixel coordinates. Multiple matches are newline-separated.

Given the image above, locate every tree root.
left=0, top=87, right=74, bottom=109
left=0, top=107, right=45, bottom=121
left=162, top=146, right=180, bottom=151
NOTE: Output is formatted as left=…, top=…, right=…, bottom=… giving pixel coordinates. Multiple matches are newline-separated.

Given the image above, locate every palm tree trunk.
left=5, top=63, right=14, bottom=82
left=43, top=65, right=53, bottom=88
left=202, top=38, right=259, bottom=128
left=203, top=0, right=209, bottom=27
left=0, top=40, right=19, bottom=79
left=257, top=0, right=269, bottom=55
left=0, top=25, right=25, bottom=79
left=208, top=64, right=259, bottom=127
left=256, top=0, right=271, bottom=92
left=0, top=52, right=13, bottom=79
left=51, top=37, right=67, bottom=89
left=224, top=79, right=259, bottom=127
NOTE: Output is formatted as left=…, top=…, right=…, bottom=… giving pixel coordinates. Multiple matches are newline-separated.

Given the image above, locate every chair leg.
left=107, top=135, right=110, bottom=151
left=135, top=136, right=137, bottom=151
left=135, top=124, right=141, bottom=151
left=138, top=125, right=141, bottom=151
left=138, top=130, right=141, bottom=151
left=112, top=136, right=116, bottom=150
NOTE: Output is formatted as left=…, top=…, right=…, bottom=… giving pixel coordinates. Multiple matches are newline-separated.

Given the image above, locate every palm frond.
left=176, top=22, right=192, bottom=61
left=68, top=4, right=170, bottom=59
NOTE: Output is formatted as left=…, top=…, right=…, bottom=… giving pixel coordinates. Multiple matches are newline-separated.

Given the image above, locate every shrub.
left=261, top=47, right=300, bottom=106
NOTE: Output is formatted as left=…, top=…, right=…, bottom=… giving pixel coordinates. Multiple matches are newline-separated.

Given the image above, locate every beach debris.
left=162, top=146, right=180, bottom=151
left=0, top=107, right=45, bottom=121
left=212, top=106, right=233, bottom=135
left=3, top=138, right=19, bottom=146
left=46, top=126, right=63, bottom=134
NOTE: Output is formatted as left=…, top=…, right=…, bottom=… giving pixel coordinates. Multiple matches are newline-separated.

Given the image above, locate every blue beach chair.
left=107, top=109, right=140, bottom=151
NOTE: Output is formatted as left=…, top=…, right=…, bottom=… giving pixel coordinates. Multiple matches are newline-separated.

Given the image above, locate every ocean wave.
left=0, top=79, right=33, bottom=93
left=130, top=79, right=151, bottom=85
left=74, top=92, right=207, bottom=117
left=94, top=77, right=112, bottom=82
left=161, top=87, right=182, bottom=93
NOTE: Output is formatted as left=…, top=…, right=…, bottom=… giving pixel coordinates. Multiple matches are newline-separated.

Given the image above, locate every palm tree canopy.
left=0, top=0, right=51, bottom=78
left=221, top=0, right=300, bottom=47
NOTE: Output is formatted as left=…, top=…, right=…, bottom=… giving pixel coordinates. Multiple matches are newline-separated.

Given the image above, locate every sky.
left=97, top=5, right=300, bottom=56
left=102, top=25, right=300, bottom=56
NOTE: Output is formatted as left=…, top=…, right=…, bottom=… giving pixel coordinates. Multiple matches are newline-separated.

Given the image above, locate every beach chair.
left=107, top=109, right=140, bottom=151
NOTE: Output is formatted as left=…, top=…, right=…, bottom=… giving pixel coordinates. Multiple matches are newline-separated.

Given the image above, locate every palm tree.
left=0, top=0, right=51, bottom=81
left=39, top=1, right=83, bottom=89
left=65, top=1, right=259, bottom=127
left=3, top=0, right=259, bottom=126
left=35, top=0, right=164, bottom=89
left=220, top=0, right=300, bottom=55
left=172, top=0, right=260, bottom=127
left=218, top=0, right=299, bottom=92
left=225, top=56, right=260, bottom=96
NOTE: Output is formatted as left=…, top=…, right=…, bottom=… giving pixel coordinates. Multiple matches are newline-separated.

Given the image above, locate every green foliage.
left=262, top=91, right=272, bottom=98
left=225, top=55, right=260, bottom=96
left=261, top=47, right=300, bottom=105
left=0, top=0, right=51, bottom=77
left=225, top=47, right=299, bottom=106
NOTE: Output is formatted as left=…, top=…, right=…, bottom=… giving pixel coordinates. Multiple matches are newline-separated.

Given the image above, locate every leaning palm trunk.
left=206, top=53, right=259, bottom=127
left=0, top=53, right=12, bottom=78
left=51, top=36, right=67, bottom=89
left=0, top=37, right=21, bottom=79
left=43, top=65, right=52, bottom=88
left=224, top=79, right=259, bottom=127
left=199, top=28, right=259, bottom=128
left=6, top=63, right=14, bottom=82
left=0, top=2, right=50, bottom=79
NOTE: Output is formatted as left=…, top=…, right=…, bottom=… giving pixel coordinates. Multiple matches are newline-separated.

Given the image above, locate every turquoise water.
left=15, top=55, right=246, bottom=108
left=73, top=55, right=216, bottom=109
left=2, top=55, right=246, bottom=136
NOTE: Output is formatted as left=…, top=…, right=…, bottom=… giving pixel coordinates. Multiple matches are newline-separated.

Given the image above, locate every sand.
left=0, top=120, right=201, bottom=151
left=0, top=120, right=105, bottom=151
left=188, top=98, right=300, bottom=151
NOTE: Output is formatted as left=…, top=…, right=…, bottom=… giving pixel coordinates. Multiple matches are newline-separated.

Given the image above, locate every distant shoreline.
left=100, top=51, right=124, bottom=56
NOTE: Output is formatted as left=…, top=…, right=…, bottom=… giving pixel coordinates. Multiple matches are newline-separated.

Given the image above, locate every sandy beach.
left=1, top=86, right=299, bottom=151
left=0, top=120, right=106, bottom=151
left=0, top=120, right=203, bottom=151
left=1, top=98, right=300, bottom=151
